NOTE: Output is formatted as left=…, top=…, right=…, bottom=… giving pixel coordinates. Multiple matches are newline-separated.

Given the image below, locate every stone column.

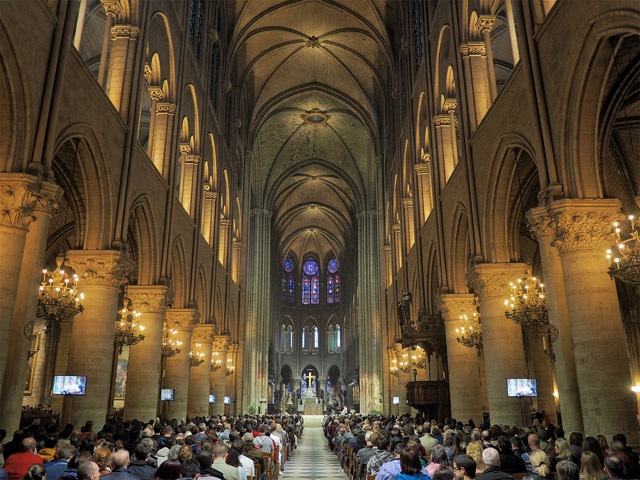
left=210, top=335, right=229, bottom=415
left=414, top=162, right=433, bottom=224
left=146, top=87, right=164, bottom=158
left=477, top=16, right=498, bottom=102
left=105, top=24, right=140, bottom=116
left=164, top=309, right=199, bottom=421
left=152, top=103, right=176, bottom=178
left=226, top=342, right=239, bottom=414
left=188, top=324, right=215, bottom=417
left=0, top=179, right=62, bottom=433
left=526, top=206, right=584, bottom=434
left=243, top=209, right=271, bottom=411
left=65, top=250, right=133, bottom=428
left=467, top=263, right=529, bottom=426
left=437, top=294, right=485, bottom=425
left=396, top=347, right=411, bottom=415
left=232, top=241, right=241, bottom=284
left=549, top=199, right=638, bottom=441
left=123, top=285, right=174, bottom=421
left=97, top=0, right=120, bottom=87
left=357, top=210, right=383, bottom=413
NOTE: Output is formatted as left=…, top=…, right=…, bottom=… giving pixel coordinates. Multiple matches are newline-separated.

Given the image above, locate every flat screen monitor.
left=161, top=389, right=175, bottom=401
left=52, top=376, right=87, bottom=395
left=392, top=396, right=400, bottom=405
left=224, top=396, right=231, bottom=404
left=209, top=394, right=216, bottom=404
left=507, top=378, right=537, bottom=397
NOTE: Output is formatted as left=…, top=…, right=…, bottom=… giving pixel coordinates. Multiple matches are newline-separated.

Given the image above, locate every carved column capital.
left=148, top=86, right=164, bottom=101
left=192, top=324, right=216, bottom=344
left=436, top=294, right=477, bottom=320
left=402, top=197, right=413, bottom=208
left=156, top=102, right=176, bottom=115
left=110, top=25, right=140, bottom=39
left=126, top=285, right=174, bottom=313
left=101, top=0, right=122, bottom=16
left=460, top=42, right=487, bottom=57
left=433, top=114, right=451, bottom=126
left=66, top=250, right=134, bottom=289
left=165, top=309, right=200, bottom=332
left=212, top=334, right=230, bottom=351
left=466, top=263, right=529, bottom=299
left=548, top=199, right=623, bottom=253
left=0, top=173, right=43, bottom=230
left=477, top=15, right=496, bottom=32
left=414, top=162, right=430, bottom=175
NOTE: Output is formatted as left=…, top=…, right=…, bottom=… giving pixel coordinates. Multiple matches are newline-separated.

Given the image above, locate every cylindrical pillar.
left=188, top=324, right=215, bottom=417
left=550, top=199, right=638, bottom=442
left=0, top=180, right=62, bottom=433
left=66, top=250, right=133, bottom=428
left=123, top=285, right=174, bottom=421
left=467, top=263, right=529, bottom=426
left=97, top=1, right=119, bottom=87
left=526, top=206, right=584, bottom=433
left=211, top=335, right=229, bottom=415
left=164, top=309, right=199, bottom=421
left=397, top=348, right=411, bottom=415
left=438, top=294, right=485, bottom=425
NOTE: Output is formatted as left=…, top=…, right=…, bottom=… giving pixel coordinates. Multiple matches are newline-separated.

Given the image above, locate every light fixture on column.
left=114, top=298, right=145, bottom=354
left=456, top=313, right=483, bottom=356
left=36, top=255, right=85, bottom=330
left=398, top=352, right=410, bottom=374
left=606, top=215, right=640, bottom=286
left=504, top=275, right=549, bottom=337
left=161, top=328, right=182, bottom=358
left=226, top=358, right=235, bottom=376
left=211, top=351, right=223, bottom=372
left=189, top=343, right=205, bottom=367
left=389, top=359, right=399, bottom=377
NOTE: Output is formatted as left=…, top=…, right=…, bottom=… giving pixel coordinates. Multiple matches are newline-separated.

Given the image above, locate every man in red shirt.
left=4, top=438, right=44, bottom=480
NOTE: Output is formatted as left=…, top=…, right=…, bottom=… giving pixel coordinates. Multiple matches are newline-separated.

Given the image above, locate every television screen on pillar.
left=52, top=376, right=87, bottom=395
left=209, top=394, right=216, bottom=403
left=506, top=378, right=538, bottom=397
left=161, top=389, right=175, bottom=401
left=224, top=396, right=231, bottom=404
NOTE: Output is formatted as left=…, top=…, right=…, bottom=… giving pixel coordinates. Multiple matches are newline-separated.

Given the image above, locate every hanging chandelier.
left=189, top=343, right=205, bottom=367
left=36, top=255, right=84, bottom=329
left=114, top=298, right=145, bottom=354
left=456, top=313, right=483, bottom=356
left=411, top=346, right=427, bottom=369
left=606, top=214, right=640, bottom=286
left=398, top=352, right=410, bottom=374
left=161, top=328, right=182, bottom=358
left=226, top=357, right=235, bottom=376
left=389, top=359, right=399, bottom=377
left=504, top=275, right=549, bottom=337
left=211, top=351, right=223, bottom=372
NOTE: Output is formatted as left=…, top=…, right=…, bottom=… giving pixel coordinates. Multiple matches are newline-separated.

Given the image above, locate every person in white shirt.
left=232, top=440, right=254, bottom=478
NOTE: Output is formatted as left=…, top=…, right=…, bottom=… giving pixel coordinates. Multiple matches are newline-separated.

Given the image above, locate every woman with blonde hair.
left=579, top=451, right=606, bottom=480
left=555, top=438, right=579, bottom=468
left=466, top=442, right=487, bottom=475
left=93, top=447, right=112, bottom=477
left=529, top=450, right=552, bottom=479
left=24, top=464, right=46, bottom=480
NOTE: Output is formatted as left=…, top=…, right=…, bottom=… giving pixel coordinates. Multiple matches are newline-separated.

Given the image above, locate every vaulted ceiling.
left=230, top=0, right=394, bottom=265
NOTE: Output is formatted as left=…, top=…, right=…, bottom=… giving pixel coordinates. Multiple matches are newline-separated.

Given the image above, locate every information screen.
left=507, top=378, right=538, bottom=397
left=161, top=389, right=175, bottom=401
left=52, top=376, right=87, bottom=395
left=224, top=396, right=231, bottom=404
left=209, top=394, right=216, bottom=403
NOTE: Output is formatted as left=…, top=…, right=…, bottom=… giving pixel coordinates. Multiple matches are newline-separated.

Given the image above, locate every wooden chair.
left=367, top=475, right=376, bottom=480
left=513, top=474, right=528, bottom=480
left=273, top=446, right=280, bottom=480
left=262, top=452, right=273, bottom=480
left=254, top=463, right=261, bottom=480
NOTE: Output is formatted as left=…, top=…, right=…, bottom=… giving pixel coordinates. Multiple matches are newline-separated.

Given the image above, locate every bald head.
left=482, top=447, right=500, bottom=467
left=22, top=437, right=37, bottom=453
left=77, top=461, right=100, bottom=480
left=111, top=449, right=130, bottom=469
left=528, top=434, right=540, bottom=449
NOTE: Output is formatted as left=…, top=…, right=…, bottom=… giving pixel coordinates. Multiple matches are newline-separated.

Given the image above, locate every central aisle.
left=279, top=415, right=348, bottom=480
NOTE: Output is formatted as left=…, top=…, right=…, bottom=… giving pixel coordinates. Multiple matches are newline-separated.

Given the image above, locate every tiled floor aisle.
left=279, top=415, right=348, bottom=480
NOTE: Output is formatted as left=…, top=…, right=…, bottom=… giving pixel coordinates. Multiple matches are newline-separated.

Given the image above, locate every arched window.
left=336, top=324, right=341, bottom=351
left=328, top=325, right=335, bottom=353
left=280, top=325, right=285, bottom=353
left=287, top=326, right=293, bottom=353
left=283, top=257, right=294, bottom=304
left=313, top=326, right=319, bottom=349
left=302, top=327, right=308, bottom=350
left=327, top=257, right=340, bottom=303
left=302, top=258, right=319, bottom=305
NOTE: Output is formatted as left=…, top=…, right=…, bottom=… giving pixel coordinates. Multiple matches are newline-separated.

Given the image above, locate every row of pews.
left=248, top=429, right=297, bottom=480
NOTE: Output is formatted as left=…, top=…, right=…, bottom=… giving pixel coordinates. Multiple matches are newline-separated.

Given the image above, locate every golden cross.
left=304, top=371, right=316, bottom=388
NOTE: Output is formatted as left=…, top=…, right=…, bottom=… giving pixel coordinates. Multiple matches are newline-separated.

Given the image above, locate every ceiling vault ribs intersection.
left=231, top=0, right=392, bottom=263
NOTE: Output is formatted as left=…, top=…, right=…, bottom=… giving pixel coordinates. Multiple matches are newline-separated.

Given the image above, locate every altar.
left=304, top=402, right=322, bottom=415
left=301, top=370, right=322, bottom=414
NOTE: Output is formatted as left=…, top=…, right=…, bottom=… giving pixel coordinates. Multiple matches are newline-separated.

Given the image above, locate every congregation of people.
left=324, top=414, right=639, bottom=480
left=0, top=414, right=304, bottom=480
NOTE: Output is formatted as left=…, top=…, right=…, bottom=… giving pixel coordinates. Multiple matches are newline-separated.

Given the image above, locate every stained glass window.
left=280, top=326, right=285, bottom=353
left=287, top=326, right=293, bottom=353
left=188, top=0, right=204, bottom=60
left=283, top=258, right=295, bottom=304
left=302, top=327, right=307, bottom=349
left=303, top=259, right=318, bottom=276
left=413, top=0, right=424, bottom=72
left=302, top=258, right=319, bottom=305
left=337, top=324, right=341, bottom=350
left=311, top=276, right=319, bottom=304
left=302, top=277, right=310, bottom=304
left=327, top=257, right=340, bottom=303
left=284, top=257, right=294, bottom=272
left=313, top=326, right=319, bottom=349
left=288, top=274, right=294, bottom=303
left=281, top=275, right=287, bottom=302
left=328, top=325, right=335, bottom=353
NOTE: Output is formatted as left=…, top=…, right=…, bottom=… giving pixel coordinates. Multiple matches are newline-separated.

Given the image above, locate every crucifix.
left=304, top=371, right=316, bottom=389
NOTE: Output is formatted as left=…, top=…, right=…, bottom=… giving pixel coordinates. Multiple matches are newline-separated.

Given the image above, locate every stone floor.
left=279, top=415, right=348, bottom=480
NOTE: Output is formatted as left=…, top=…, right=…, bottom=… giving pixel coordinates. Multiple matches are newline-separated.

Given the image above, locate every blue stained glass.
left=284, top=257, right=293, bottom=272
left=327, top=381, right=332, bottom=394
left=302, top=277, right=310, bottom=304
left=335, top=274, right=340, bottom=303
left=327, top=275, right=334, bottom=303
left=311, top=276, right=319, bottom=304
left=282, top=275, right=287, bottom=301
left=288, top=274, right=294, bottom=303
left=337, top=324, right=341, bottom=348
left=328, top=257, right=339, bottom=274
left=303, top=259, right=318, bottom=276
left=287, top=326, right=293, bottom=352
left=313, top=326, right=319, bottom=348
left=302, top=327, right=307, bottom=348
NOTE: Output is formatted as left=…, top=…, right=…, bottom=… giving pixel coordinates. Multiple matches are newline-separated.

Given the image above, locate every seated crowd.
left=0, top=414, right=304, bottom=480
left=323, top=414, right=639, bottom=480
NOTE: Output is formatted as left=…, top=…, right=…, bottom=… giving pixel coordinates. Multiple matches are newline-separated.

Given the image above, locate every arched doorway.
left=300, top=365, right=319, bottom=398
left=327, top=365, right=343, bottom=412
